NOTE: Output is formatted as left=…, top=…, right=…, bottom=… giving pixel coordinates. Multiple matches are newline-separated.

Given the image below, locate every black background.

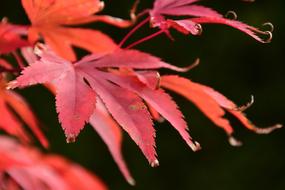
left=1, top=0, right=285, bottom=189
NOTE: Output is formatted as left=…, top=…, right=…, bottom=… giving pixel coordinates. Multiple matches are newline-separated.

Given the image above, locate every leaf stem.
left=125, top=30, right=164, bottom=49
left=119, top=16, right=150, bottom=48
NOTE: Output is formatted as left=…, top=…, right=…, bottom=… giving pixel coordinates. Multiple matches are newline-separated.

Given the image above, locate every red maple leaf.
left=0, top=22, right=48, bottom=147
left=0, top=135, right=107, bottom=190
left=0, top=76, right=48, bottom=148
left=1, top=0, right=281, bottom=187
left=147, top=0, right=272, bottom=42
left=0, top=20, right=33, bottom=71
left=90, top=99, right=135, bottom=185
left=8, top=41, right=282, bottom=184
left=0, top=21, right=29, bottom=54
left=160, top=75, right=282, bottom=146
left=9, top=44, right=200, bottom=183
left=21, top=0, right=135, bottom=61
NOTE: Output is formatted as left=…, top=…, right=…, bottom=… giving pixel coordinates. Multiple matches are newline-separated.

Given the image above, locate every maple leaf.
left=160, top=75, right=282, bottom=145
left=0, top=20, right=31, bottom=71
left=90, top=98, right=135, bottom=185
left=10, top=45, right=98, bottom=141
left=0, top=22, right=47, bottom=147
left=89, top=70, right=200, bottom=152
left=0, top=135, right=107, bottom=190
left=148, top=0, right=273, bottom=42
left=9, top=45, right=200, bottom=183
left=21, top=0, right=136, bottom=61
left=0, top=21, right=29, bottom=54
left=0, top=76, right=48, bottom=148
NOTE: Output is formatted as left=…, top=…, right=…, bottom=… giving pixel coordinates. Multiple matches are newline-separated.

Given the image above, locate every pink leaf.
left=149, top=0, right=271, bottom=43
left=11, top=47, right=68, bottom=88
left=147, top=102, right=164, bottom=122
left=11, top=46, right=206, bottom=182
left=153, top=3, right=221, bottom=18
left=161, top=75, right=282, bottom=145
left=44, top=155, right=107, bottom=190
left=79, top=68, right=158, bottom=166
left=191, top=17, right=270, bottom=43
left=1, top=78, right=48, bottom=147
left=21, top=47, right=38, bottom=65
left=135, top=70, right=161, bottom=90
left=161, top=75, right=234, bottom=135
left=200, top=84, right=282, bottom=134
left=153, top=0, right=199, bottom=12
left=78, top=49, right=194, bottom=72
left=0, top=135, right=107, bottom=190
left=90, top=100, right=134, bottom=185
left=4, top=91, right=48, bottom=148
left=54, top=71, right=96, bottom=142
left=0, top=97, right=30, bottom=143
left=11, top=47, right=97, bottom=142
left=92, top=71, right=200, bottom=152
left=166, top=19, right=202, bottom=35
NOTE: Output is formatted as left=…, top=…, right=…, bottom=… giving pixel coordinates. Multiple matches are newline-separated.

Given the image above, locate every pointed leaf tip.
left=98, top=1, right=105, bottom=12
left=228, top=95, right=254, bottom=112
left=189, top=141, right=201, bottom=152
left=253, top=124, right=283, bottom=134
left=228, top=136, right=243, bottom=147
left=127, top=177, right=136, bottom=186
left=66, top=134, right=77, bottom=143
left=157, top=117, right=165, bottom=123
left=188, top=58, right=200, bottom=70
left=151, top=159, right=160, bottom=167
left=169, top=58, right=200, bottom=72
left=6, top=81, right=18, bottom=90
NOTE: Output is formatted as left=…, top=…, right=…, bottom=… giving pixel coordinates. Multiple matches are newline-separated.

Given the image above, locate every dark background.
left=1, top=0, right=285, bottom=189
